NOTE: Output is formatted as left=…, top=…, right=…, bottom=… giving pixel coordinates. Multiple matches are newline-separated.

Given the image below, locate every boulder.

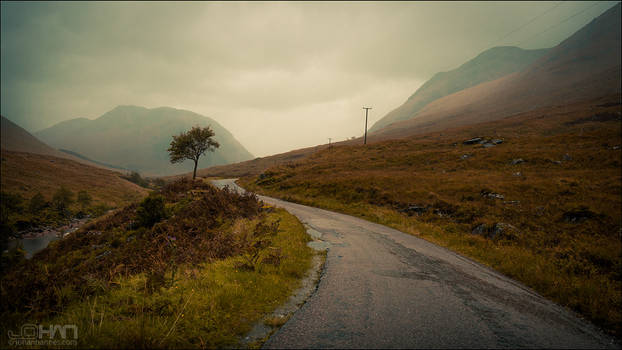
left=400, top=205, right=428, bottom=216
left=471, top=223, right=488, bottom=235
left=482, top=143, right=495, bottom=148
left=563, top=207, right=596, bottom=223
left=489, top=223, right=520, bottom=240
left=511, top=158, right=524, bottom=165
left=480, top=190, right=504, bottom=200
left=463, top=137, right=483, bottom=145
left=491, top=139, right=504, bottom=145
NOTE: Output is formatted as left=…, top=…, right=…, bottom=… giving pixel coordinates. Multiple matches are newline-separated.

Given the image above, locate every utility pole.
left=328, top=138, right=332, bottom=149
left=363, top=107, right=372, bottom=145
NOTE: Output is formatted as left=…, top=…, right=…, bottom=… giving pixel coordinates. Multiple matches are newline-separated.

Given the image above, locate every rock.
left=479, top=139, right=488, bottom=144
left=563, top=208, right=596, bottom=223
left=400, top=205, right=427, bottom=216
left=480, top=190, right=504, bottom=200
left=513, top=172, right=522, bottom=177
left=482, top=143, right=495, bottom=148
left=489, top=223, right=520, bottom=240
left=491, top=139, right=504, bottom=145
left=613, top=145, right=620, bottom=150
left=553, top=160, right=562, bottom=165
left=471, top=223, right=488, bottom=235
left=463, top=137, right=482, bottom=145
left=96, top=250, right=111, bottom=260
left=460, top=154, right=471, bottom=160
left=511, top=158, right=524, bottom=165
left=503, top=200, right=520, bottom=205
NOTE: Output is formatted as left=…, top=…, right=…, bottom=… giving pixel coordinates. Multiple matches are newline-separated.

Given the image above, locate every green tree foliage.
left=52, top=186, right=74, bottom=217
left=167, top=125, right=220, bottom=180
left=77, top=190, right=92, bottom=211
left=28, top=193, right=47, bottom=214
left=123, top=171, right=149, bottom=188
left=136, top=194, right=167, bottom=228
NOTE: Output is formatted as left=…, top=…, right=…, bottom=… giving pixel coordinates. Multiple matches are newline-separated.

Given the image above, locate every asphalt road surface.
left=211, top=179, right=617, bottom=349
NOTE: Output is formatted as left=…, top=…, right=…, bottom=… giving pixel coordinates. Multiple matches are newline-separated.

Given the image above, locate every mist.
left=1, top=1, right=618, bottom=157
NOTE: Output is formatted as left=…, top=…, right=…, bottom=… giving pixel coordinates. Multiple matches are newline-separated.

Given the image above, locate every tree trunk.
left=193, top=159, right=198, bottom=180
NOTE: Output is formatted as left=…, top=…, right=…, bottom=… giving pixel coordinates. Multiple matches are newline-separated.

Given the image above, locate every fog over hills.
left=36, top=106, right=254, bottom=176
left=370, top=3, right=621, bottom=140
left=369, top=46, right=549, bottom=132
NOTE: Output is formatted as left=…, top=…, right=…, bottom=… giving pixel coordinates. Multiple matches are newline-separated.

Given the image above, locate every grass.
left=238, top=95, right=622, bottom=338
left=1, top=150, right=148, bottom=208
left=1, top=179, right=314, bottom=348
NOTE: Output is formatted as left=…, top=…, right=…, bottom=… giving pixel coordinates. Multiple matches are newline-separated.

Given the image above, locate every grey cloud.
left=1, top=1, right=618, bottom=156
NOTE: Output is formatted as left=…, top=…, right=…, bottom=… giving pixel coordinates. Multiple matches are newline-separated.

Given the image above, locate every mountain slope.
left=1, top=115, right=122, bottom=171
left=371, top=2, right=621, bottom=141
left=36, top=106, right=254, bottom=176
left=1, top=149, right=148, bottom=207
left=2, top=115, right=68, bottom=157
left=369, top=46, right=549, bottom=132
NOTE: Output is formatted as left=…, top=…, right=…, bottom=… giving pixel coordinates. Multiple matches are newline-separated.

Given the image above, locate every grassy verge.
left=1, top=179, right=314, bottom=348
left=237, top=97, right=622, bottom=338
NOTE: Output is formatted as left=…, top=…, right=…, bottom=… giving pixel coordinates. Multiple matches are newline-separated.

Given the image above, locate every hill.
left=36, top=106, right=254, bottom=176
left=240, top=93, right=622, bottom=337
left=1, top=116, right=62, bottom=157
left=370, top=3, right=621, bottom=141
left=369, top=46, right=549, bottom=132
left=1, top=150, right=148, bottom=208
left=1, top=178, right=313, bottom=348
left=1, top=115, right=125, bottom=171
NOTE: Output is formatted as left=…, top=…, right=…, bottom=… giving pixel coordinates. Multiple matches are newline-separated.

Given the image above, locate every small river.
left=6, top=217, right=90, bottom=259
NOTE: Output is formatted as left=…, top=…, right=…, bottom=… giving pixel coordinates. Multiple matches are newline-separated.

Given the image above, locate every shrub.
left=28, top=192, right=47, bottom=213
left=122, top=171, right=150, bottom=188
left=77, top=190, right=92, bottom=211
left=136, top=194, right=167, bottom=228
left=52, top=186, right=74, bottom=216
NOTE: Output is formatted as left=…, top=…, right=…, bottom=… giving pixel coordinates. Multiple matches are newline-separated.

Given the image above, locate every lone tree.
left=168, top=125, right=220, bottom=180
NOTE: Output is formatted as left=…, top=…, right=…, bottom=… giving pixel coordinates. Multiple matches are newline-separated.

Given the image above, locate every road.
left=211, top=179, right=617, bottom=349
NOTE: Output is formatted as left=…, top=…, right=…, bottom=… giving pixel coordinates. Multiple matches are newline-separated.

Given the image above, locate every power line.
left=515, top=1, right=602, bottom=47
left=487, top=1, right=564, bottom=48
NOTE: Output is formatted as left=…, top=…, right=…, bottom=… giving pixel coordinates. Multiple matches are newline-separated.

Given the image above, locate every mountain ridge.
left=370, top=2, right=621, bottom=141
left=36, top=105, right=254, bottom=176
left=369, top=46, right=550, bottom=132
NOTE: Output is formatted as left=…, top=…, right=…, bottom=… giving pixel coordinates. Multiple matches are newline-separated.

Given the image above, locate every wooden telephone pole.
left=363, top=107, right=372, bottom=145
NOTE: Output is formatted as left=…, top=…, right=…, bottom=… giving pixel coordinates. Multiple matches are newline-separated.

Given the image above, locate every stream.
left=6, top=217, right=91, bottom=259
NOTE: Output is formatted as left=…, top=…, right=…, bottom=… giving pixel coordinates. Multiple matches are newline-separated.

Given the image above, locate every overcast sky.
left=1, top=1, right=618, bottom=157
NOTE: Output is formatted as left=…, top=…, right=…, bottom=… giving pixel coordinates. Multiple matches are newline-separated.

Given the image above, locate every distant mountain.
left=371, top=2, right=621, bottom=140
left=370, top=46, right=549, bottom=132
left=36, top=106, right=254, bottom=176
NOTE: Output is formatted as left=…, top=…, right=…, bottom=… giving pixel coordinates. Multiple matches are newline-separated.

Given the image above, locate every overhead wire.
left=514, top=1, right=603, bottom=47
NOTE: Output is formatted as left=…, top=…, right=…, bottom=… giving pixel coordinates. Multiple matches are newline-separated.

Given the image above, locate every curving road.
left=211, top=179, right=617, bottom=349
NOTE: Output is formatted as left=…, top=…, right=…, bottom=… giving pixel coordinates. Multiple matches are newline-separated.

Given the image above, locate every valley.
left=1, top=1, right=621, bottom=348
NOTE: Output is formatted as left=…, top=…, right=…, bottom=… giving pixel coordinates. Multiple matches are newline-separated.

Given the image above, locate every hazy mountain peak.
left=371, top=46, right=549, bottom=132
left=36, top=105, right=253, bottom=176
